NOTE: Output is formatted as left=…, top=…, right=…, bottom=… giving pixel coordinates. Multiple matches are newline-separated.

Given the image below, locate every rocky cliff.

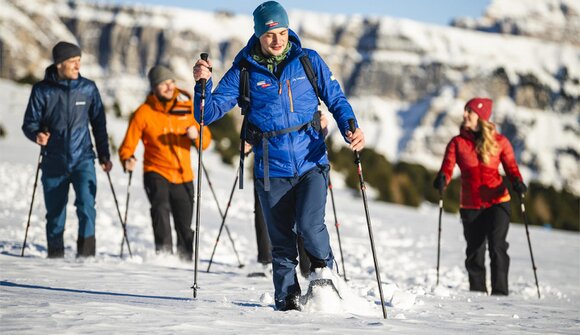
left=1, top=0, right=578, bottom=194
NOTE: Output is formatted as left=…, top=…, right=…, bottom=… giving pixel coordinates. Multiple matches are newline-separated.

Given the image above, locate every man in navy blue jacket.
left=22, top=41, right=112, bottom=258
left=193, top=1, right=365, bottom=311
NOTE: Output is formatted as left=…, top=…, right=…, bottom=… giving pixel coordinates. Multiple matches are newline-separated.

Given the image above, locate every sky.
left=108, top=0, right=492, bottom=26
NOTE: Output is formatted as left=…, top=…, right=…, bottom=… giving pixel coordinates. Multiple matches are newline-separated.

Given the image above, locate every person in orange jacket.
left=433, top=97, right=527, bottom=295
left=119, top=65, right=212, bottom=260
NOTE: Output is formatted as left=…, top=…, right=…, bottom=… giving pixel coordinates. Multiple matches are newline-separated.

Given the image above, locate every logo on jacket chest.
left=256, top=81, right=272, bottom=88
left=75, top=101, right=86, bottom=106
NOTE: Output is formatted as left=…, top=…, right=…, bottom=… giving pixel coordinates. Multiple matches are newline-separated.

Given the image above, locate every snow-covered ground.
left=1, top=79, right=579, bottom=334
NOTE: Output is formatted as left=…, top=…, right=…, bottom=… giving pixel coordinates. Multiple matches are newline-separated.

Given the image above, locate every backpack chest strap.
left=258, top=110, right=321, bottom=191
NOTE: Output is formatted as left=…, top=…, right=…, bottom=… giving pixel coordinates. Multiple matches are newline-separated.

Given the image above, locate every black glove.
left=98, top=155, right=111, bottom=165
left=433, top=173, right=446, bottom=192
left=513, top=180, right=527, bottom=194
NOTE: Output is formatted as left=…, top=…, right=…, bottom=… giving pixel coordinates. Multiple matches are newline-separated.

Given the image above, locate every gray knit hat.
left=147, top=65, right=175, bottom=88
left=52, top=41, right=81, bottom=64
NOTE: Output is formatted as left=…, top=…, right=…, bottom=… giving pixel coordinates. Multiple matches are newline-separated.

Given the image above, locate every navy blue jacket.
left=22, top=65, right=110, bottom=176
left=194, top=30, right=357, bottom=179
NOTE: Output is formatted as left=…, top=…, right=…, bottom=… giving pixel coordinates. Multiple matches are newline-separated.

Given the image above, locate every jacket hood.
left=459, top=127, right=476, bottom=141
left=44, top=64, right=82, bottom=88
left=145, top=88, right=192, bottom=114
left=459, top=123, right=498, bottom=142
left=234, top=29, right=303, bottom=67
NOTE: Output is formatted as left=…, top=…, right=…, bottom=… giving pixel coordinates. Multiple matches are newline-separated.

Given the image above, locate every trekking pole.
left=436, top=190, right=443, bottom=286
left=328, top=173, right=348, bottom=281
left=106, top=171, right=133, bottom=258
left=348, top=119, right=387, bottom=319
left=206, top=166, right=241, bottom=272
left=192, top=52, right=208, bottom=299
left=120, top=171, right=133, bottom=257
left=520, top=193, right=541, bottom=299
left=200, top=161, right=244, bottom=269
left=193, top=143, right=243, bottom=268
left=21, top=138, right=46, bottom=257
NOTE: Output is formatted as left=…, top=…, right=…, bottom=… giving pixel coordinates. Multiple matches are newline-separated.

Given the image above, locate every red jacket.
left=438, top=128, right=523, bottom=209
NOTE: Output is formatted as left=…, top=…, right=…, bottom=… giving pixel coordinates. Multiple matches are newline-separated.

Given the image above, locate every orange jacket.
left=119, top=88, right=211, bottom=184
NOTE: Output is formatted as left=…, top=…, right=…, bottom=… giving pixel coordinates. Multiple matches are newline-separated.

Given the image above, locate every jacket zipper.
left=280, top=79, right=298, bottom=176
left=286, top=80, right=294, bottom=113
left=168, top=112, right=175, bottom=183
left=162, top=115, right=176, bottom=184
left=65, top=81, right=71, bottom=173
left=168, top=113, right=181, bottom=184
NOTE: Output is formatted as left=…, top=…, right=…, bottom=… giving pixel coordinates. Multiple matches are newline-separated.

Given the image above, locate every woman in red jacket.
left=433, top=97, right=527, bottom=295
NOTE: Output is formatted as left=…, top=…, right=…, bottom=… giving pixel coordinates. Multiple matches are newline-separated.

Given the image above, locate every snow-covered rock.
left=1, top=0, right=578, bottom=194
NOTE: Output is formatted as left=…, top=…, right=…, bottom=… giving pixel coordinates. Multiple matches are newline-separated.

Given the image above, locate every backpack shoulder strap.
left=238, top=58, right=251, bottom=115
left=299, top=54, right=320, bottom=104
left=237, top=58, right=252, bottom=189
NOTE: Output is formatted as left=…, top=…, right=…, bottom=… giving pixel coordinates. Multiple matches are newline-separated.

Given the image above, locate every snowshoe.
left=276, top=292, right=302, bottom=311
left=304, top=278, right=342, bottom=301
left=247, top=263, right=271, bottom=278
left=247, top=272, right=268, bottom=278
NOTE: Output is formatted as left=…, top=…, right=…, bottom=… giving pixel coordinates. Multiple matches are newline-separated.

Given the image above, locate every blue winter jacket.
left=22, top=65, right=110, bottom=177
left=194, top=30, right=357, bottom=179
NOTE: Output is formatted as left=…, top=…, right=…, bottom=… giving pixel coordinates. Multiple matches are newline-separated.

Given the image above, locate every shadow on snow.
left=0, top=280, right=190, bottom=302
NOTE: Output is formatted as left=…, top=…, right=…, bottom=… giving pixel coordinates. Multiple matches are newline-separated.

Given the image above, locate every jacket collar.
left=459, top=123, right=498, bottom=141
left=459, top=127, right=477, bottom=141
left=235, top=29, right=304, bottom=68
left=145, top=88, right=191, bottom=114
left=44, top=64, right=81, bottom=88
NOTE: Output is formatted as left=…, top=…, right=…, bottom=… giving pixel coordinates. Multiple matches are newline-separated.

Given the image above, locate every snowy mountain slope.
left=1, top=76, right=579, bottom=334
left=1, top=0, right=579, bottom=196
left=453, top=0, right=580, bottom=45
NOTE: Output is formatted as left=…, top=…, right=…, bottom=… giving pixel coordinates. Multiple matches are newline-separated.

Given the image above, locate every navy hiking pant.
left=41, top=159, right=97, bottom=257
left=254, top=186, right=272, bottom=265
left=254, top=183, right=311, bottom=276
left=460, top=202, right=511, bottom=295
left=255, top=165, right=334, bottom=305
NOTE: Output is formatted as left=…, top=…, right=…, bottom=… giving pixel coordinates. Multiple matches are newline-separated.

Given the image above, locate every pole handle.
left=347, top=119, right=361, bottom=164
left=348, top=119, right=356, bottom=133
left=199, top=52, right=209, bottom=91
left=38, top=125, right=50, bottom=151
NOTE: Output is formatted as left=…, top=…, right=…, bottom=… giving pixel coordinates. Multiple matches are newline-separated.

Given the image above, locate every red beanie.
left=465, top=97, right=493, bottom=121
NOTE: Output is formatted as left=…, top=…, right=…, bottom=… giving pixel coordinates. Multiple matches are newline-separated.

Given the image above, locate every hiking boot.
left=47, top=248, right=64, bottom=258
left=77, top=236, right=96, bottom=257
left=276, top=291, right=302, bottom=311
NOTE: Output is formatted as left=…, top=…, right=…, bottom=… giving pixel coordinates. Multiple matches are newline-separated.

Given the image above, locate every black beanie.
left=52, top=41, right=81, bottom=64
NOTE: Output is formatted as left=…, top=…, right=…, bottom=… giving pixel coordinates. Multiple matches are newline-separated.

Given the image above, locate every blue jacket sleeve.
left=194, top=66, right=241, bottom=125
left=307, top=50, right=357, bottom=139
left=22, top=85, right=44, bottom=143
left=88, top=83, right=110, bottom=163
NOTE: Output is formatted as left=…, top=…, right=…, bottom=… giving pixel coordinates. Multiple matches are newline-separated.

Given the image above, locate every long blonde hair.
left=475, top=118, right=499, bottom=164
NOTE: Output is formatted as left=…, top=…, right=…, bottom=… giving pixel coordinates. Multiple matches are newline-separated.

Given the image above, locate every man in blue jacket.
left=22, top=41, right=112, bottom=258
left=193, top=1, right=365, bottom=311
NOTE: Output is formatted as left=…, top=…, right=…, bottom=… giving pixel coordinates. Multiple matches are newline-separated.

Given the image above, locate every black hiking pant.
left=460, top=202, right=511, bottom=295
left=144, top=172, right=194, bottom=261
